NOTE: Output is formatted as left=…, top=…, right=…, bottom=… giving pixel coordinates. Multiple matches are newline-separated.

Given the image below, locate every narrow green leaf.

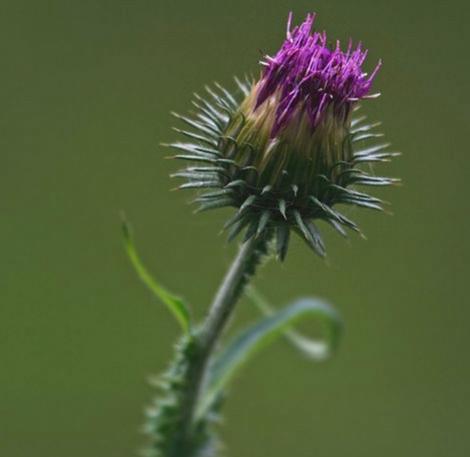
left=246, top=287, right=341, bottom=359
left=121, top=218, right=191, bottom=334
left=198, top=288, right=342, bottom=418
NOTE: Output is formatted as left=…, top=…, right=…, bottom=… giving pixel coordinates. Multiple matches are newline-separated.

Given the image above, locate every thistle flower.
left=169, top=12, right=399, bottom=259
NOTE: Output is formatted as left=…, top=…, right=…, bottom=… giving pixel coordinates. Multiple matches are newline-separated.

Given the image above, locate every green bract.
left=168, top=77, right=399, bottom=259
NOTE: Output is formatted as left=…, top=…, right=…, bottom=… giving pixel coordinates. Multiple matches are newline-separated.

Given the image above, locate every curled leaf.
left=197, top=288, right=342, bottom=418
left=246, top=287, right=342, bottom=360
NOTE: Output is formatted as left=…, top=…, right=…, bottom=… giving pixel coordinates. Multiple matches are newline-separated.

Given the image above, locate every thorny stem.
left=200, top=236, right=260, bottom=351
left=178, top=235, right=270, bottom=451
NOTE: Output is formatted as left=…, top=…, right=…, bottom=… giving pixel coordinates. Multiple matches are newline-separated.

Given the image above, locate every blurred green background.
left=1, top=1, right=469, bottom=456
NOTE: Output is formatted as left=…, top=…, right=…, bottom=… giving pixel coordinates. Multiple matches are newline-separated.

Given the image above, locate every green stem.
left=178, top=235, right=270, bottom=453
left=200, top=236, right=260, bottom=351
left=143, top=234, right=272, bottom=457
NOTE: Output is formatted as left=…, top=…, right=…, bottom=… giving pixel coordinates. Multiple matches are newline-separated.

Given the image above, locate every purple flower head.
left=255, top=13, right=382, bottom=137
left=169, top=12, right=398, bottom=256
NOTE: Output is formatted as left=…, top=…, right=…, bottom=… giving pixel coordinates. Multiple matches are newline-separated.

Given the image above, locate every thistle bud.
left=169, top=13, right=399, bottom=259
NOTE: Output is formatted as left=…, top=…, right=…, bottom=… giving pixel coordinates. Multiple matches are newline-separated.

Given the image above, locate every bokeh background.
left=2, top=1, right=469, bottom=456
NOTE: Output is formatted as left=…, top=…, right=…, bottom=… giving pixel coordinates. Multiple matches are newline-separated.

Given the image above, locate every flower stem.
left=144, top=234, right=272, bottom=456
left=177, top=235, right=271, bottom=453
left=200, top=236, right=260, bottom=351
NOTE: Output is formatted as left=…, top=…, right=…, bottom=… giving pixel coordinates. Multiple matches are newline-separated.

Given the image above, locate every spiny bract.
left=167, top=12, right=399, bottom=260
